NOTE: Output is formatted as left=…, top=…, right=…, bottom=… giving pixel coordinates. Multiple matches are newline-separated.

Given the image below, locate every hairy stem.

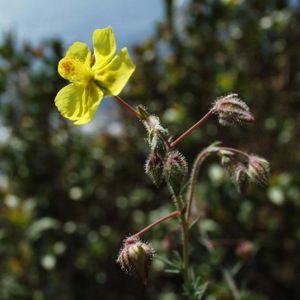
left=174, top=195, right=190, bottom=284
left=186, top=148, right=210, bottom=221
left=170, top=110, right=213, bottom=149
left=220, top=146, right=250, bottom=158
left=132, top=210, right=181, bottom=238
left=187, top=147, right=241, bottom=299
left=181, top=212, right=190, bottom=283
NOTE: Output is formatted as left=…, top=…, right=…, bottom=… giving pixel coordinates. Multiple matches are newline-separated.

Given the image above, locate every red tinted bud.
left=145, top=152, right=164, bottom=186
left=213, top=94, right=255, bottom=126
left=117, top=237, right=155, bottom=285
left=164, top=150, right=188, bottom=195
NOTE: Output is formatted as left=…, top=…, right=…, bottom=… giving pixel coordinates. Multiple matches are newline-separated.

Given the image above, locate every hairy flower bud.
left=221, top=154, right=249, bottom=193
left=143, top=115, right=168, bottom=139
left=117, top=237, right=155, bottom=285
left=212, top=94, right=255, bottom=126
left=247, top=155, right=270, bottom=186
left=164, top=150, right=188, bottom=195
left=219, top=149, right=270, bottom=192
left=142, top=114, right=169, bottom=155
left=145, top=152, right=164, bottom=186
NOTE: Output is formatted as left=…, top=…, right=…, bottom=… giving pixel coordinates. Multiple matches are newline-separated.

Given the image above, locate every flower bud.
left=145, top=152, right=164, bottom=186
left=117, top=237, right=155, bottom=285
left=164, top=150, right=188, bottom=195
left=143, top=115, right=168, bottom=139
left=212, top=94, right=255, bottom=126
left=142, top=114, right=168, bottom=155
left=247, top=155, right=270, bottom=186
left=220, top=154, right=249, bottom=193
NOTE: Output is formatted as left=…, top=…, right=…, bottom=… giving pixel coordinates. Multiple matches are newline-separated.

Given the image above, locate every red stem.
left=133, top=210, right=181, bottom=238
left=171, top=110, right=213, bottom=148
left=113, top=95, right=140, bottom=118
left=113, top=96, right=172, bottom=149
left=220, top=146, right=250, bottom=158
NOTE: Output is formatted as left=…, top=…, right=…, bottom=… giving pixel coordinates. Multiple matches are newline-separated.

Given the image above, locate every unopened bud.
left=212, top=94, right=255, bottom=126
left=236, top=240, right=254, bottom=260
left=143, top=115, right=168, bottom=138
left=164, top=150, right=188, bottom=195
left=247, top=155, right=270, bottom=186
left=142, top=115, right=168, bottom=155
left=145, top=152, right=164, bottom=186
left=220, top=154, right=249, bottom=193
left=117, top=237, right=155, bottom=285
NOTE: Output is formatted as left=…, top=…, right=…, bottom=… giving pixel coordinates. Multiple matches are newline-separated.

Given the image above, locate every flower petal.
left=94, top=48, right=135, bottom=96
left=65, top=41, right=92, bottom=67
left=74, top=83, right=104, bottom=125
left=55, top=83, right=103, bottom=125
left=93, top=27, right=117, bottom=69
left=58, top=42, right=93, bottom=84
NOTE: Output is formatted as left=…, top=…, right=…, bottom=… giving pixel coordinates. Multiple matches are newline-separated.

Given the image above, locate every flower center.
left=59, top=57, right=94, bottom=86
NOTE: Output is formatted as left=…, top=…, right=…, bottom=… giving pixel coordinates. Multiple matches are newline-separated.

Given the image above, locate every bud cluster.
left=218, top=149, right=270, bottom=192
left=141, top=108, right=188, bottom=194
left=212, top=94, right=255, bottom=126
left=117, top=237, right=155, bottom=285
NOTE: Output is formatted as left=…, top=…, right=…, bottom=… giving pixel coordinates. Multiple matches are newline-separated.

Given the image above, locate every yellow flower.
left=55, top=27, right=135, bottom=125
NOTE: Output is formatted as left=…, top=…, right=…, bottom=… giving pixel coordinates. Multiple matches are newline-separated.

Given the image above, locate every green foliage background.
left=0, top=0, right=299, bottom=299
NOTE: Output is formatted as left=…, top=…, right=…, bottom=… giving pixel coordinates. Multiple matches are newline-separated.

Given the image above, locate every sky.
left=0, top=0, right=164, bottom=47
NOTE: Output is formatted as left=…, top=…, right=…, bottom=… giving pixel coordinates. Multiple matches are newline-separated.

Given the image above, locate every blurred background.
left=0, top=0, right=299, bottom=299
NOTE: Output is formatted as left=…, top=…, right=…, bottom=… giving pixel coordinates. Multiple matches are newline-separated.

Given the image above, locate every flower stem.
left=220, top=146, right=250, bottom=158
left=181, top=211, right=190, bottom=283
left=170, top=110, right=213, bottom=149
left=113, top=95, right=140, bottom=118
left=132, top=210, right=181, bottom=238
left=186, top=148, right=210, bottom=221
left=173, top=195, right=190, bottom=284
left=186, top=147, right=241, bottom=300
